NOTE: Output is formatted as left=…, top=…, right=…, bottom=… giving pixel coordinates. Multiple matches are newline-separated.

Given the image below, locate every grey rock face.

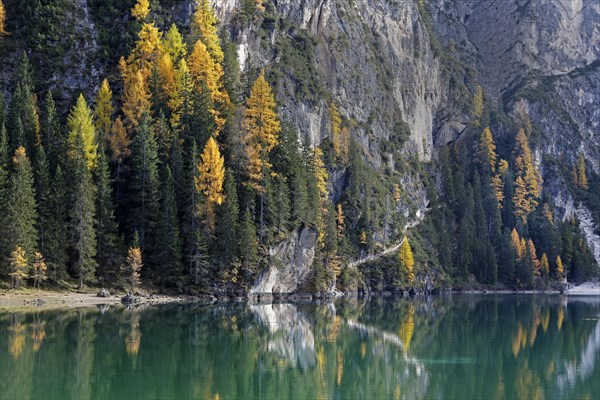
left=250, top=227, right=318, bottom=294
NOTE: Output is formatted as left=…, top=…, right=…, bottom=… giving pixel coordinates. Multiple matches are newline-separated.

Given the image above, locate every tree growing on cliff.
left=243, top=70, right=280, bottom=242
left=577, top=153, right=588, bottom=189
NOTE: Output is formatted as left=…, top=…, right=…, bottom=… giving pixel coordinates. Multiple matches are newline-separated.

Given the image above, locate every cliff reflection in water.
left=0, top=295, right=599, bottom=399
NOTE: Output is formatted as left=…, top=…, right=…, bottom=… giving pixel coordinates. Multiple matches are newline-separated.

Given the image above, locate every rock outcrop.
left=250, top=227, right=318, bottom=296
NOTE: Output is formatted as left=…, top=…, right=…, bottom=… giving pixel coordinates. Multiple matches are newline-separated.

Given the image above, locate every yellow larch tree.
left=527, top=239, right=540, bottom=275
left=336, top=203, right=345, bottom=238
left=243, top=69, right=280, bottom=189
left=67, top=94, right=98, bottom=170
left=131, top=0, right=150, bottom=20
left=0, top=0, right=8, bottom=35
left=577, top=153, right=588, bottom=189
left=479, top=127, right=497, bottom=172
left=187, top=39, right=230, bottom=132
left=556, top=255, right=564, bottom=280
left=93, top=79, right=114, bottom=140
left=127, top=22, right=164, bottom=79
left=313, top=147, right=329, bottom=243
left=163, top=24, right=187, bottom=64
left=31, top=252, right=47, bottom=289
left=511, top=228, right=525, bottom=260
left=399, top=236, right=415, bottom=283
left=157, top=52, right=176, bottom=103
left=9, top=246, right=28, bottom=289
left=513, top=128, right=542, bottom=222
left=473, top=84, right=484, bottom=123
left=193, top=0, right=224, bottom=63
left=330, top=102, right=342, bottom=158
left=540, top=253, right=549, bottom=276
left=195, top=137, right=225, bottom=233
left=121, top=68, right=151, bottom=128
left=542, top=203, right=554, bottom=224
left=124, top=242, right=143, bottom=288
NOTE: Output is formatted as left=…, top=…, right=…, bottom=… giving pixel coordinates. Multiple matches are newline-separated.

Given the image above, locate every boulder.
left=97, top=288, right=110, bottom=298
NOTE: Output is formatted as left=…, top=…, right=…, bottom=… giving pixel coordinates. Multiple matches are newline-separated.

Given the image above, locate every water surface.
left=1, top=295, right=599, bottom=399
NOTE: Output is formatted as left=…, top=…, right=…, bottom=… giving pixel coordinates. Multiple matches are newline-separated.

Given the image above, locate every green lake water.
left=1, top=295, right=599, bottom=399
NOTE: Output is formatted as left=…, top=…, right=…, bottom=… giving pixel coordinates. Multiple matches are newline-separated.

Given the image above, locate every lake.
left=1, top=295, right=599, bottom=399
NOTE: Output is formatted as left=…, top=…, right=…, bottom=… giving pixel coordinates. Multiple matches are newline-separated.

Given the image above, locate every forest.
left=0, top=0, right=597, bottom=294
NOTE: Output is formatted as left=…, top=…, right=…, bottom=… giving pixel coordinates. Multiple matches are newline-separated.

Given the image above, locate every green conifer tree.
left=155, top=166, right=182, bottom=286
left=128, top=113, right=160, bottom=251
left=45, top=166, right=69, bottom=282
left=238, top=208, right=258, bottom=271
left=95, top=146, right=123, bottom=283
left=216, top=169, right=239, bottom=268
left=7, top=147, right=38, bottom=267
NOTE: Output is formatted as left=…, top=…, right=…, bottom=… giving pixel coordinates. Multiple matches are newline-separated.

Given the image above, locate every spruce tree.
left=216, top=169, right=239, bottom=268
left=0, top=125, right=8, bottom=269
left=70, top=134, right=97, bottom=289
left=42, top=93, right=64, bottom=172
left=155, top=166, right=182, bottom=286
left=238, top=208, right=258, bottom=271
left=6, top=147, right=38, bottom=268
left=45, top=166, right=69, bottom=282
left=95, top=146, right=122, bottom=283
left=34, top=144, right=51, bottom=256
left=128, top=112, right=160, bottom=251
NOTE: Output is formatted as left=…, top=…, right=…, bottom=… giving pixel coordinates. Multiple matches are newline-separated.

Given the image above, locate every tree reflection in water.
left=0, top=295, right=598, bottom=399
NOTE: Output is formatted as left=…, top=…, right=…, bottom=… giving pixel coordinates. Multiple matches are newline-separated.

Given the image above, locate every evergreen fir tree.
left=41, top=91, right=63, bottom=171
left=155, top=166, right=182, bottom=286
left=45, top=166, right=69, bottom=282
left=128, top=113, right=160, bottom=251
left=34, top=144, right=51, bottom=257
left=70, top=134, right=97, bottom=289
left=95, top=146, right=122, bottom=283
left=238, top=208, right=258, bottom=271
left=6, top=147, right=38, bottom=267
left=216, top=169, right=239, bottom=268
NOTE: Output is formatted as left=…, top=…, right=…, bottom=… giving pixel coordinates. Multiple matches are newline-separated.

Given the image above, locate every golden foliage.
left=336, top=351, right=344, bottom=385
left=555, top=255, right=564, bottom=280
left=540, top=253, right=550, bottom=276
left=196, top=137, right=225, bottom=206
left=128, top=22, right=163, bottom=77
left=243, top=70, right=280, bottom=189
left=511, top=228, right=525, bottom=260
left=187, top=40, right=230, bottom=132
left=577, top=153, right=588, bottom=189
left=31, top=251, right=47, bottom=289
left=479, top=127, right=497, bottom=172
left=336, top=203, right=345, bottom=237
left=8, top=320, right=26, bottom=359
left=557, top=306, right=564, bottom=331
left=393, top=184, right=402, bottom=203
left=109, top=117, right=132, bottom=164
left=125, top=314, right=142, bottom=356
left=542, top=204, right=554, bottom=224
left=93, top=79, right=114, bottom=138
left=0, top=0, right=7, bottom=36
left=196, top=137, right=226, bottom=233
left=68, top=95, right=98, bottom=170
left=473, top=84, right=483, bottom=123
left=192, top=0, right=224, bottom=63
left=131, top=0, right=150, bottom=20
left=9, top=246, right=28, bottom=289
left=513, top=128, right=542, bottom=222
left=121, top=69, right=151, bottom=128
left=399, top=236, right=415, bottom=282
left=163, top=24, right=187, bottom=64
left=330, top=103, right=342, bottom=157
left=528, top=239, right=540, bottom=275
left=125, top=246, right=143, bottom=288
left=400, top=305, right=415, bottom=351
